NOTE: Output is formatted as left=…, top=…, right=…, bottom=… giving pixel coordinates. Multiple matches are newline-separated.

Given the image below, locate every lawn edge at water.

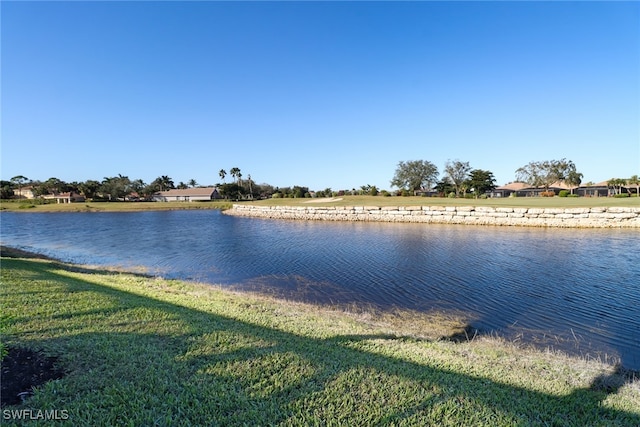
left=0, top=200, right=233, bottom=213
left=1, top=250, right=639, bottom=425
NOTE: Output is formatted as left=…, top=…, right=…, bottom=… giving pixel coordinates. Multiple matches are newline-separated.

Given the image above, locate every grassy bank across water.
left=1, top=196, right=638, bottom=213
left=253, top=195, right=640, bottom=209
left=0, top=200, right=233, bottom=213
left=1, top=253, right=639, bottom=425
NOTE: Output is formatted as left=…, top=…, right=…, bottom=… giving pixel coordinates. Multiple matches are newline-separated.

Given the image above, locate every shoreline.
left=224, top=204, right=640, bottom=228
left=2, top=252, right=639, bottom=423
left=0, top=200, right=232, bottom=213
left=4, top=244, right=638, bottom=372
left=0, top=245, right=61, bottom=261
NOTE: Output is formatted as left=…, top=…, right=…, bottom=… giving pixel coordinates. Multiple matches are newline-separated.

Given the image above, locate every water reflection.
left=1, top=210, right=638, bottom=369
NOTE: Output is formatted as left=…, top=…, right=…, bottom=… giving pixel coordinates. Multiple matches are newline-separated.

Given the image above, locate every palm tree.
left=151, top=176, right=174, bottom=192
left=628, top=175, right=640, bottom=197
left=618, top=178, right=627, bottom=195
left=130, top=179, right=146, bottom=199
left=218, top=169, right=227, bottom=183
left=607, top=178, right=617, bottom=196
left=229, top=167, right=241, bottom=184
left=188, top=179, right=198, bottom=188
left=101, top=174, right=131, bottom=201
left=565, top=170, right=583, bottom=195
left=607, top=178, right=626, bottom=196
left=247, top=174, right=253, bottom=199
left=618, top=177, right=629, bottom=196
left=159, top=176, right=175, bottom=191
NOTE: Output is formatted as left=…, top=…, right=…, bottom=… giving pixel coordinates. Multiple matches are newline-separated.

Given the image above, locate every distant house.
left=575, top=181, right=634, bottom=197
left=489, top=181, right=577, bottom=197
left=152, top=187, right=221, bottom=202
left=14, top=186, right=36, bottom=199
left=489, top=182, right=529, bottom=198
left=527, top=181, right=576, bottom=197
left=576, top=181, right=610, bottom=197
left=42, top=192, right=86, bottom=203
left=125, top=192, right=141, bottom=202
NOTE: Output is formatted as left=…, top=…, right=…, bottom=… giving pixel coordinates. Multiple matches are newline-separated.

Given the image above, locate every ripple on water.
left=1, top=211, right=638, bottom=369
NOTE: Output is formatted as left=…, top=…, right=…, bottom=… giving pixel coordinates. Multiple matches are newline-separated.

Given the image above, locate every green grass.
left=252, top=195, right=640, bottom=209
left=1, top=256, right=639, bottom=426
left=0, top=200, right=232, bottom=213
left=1, top=195, right=637, bottom=213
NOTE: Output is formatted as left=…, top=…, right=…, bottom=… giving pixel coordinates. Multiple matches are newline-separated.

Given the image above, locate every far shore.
left=0, top=195, right=638, bottom=213
left=0, top=200, right=232, bottom=213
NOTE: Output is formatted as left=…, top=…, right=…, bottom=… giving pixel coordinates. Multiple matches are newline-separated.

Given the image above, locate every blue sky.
left=2, top=1, right=639, bottom=191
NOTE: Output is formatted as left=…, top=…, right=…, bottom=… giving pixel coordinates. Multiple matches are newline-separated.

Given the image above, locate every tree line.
left=2, top=168, right=318, bottom=201
left=3, top=174, right=188, bottom=201
left=391, top=158, right=639, bottom=198
left=2, top=160, right=638, bottom=201
left=391, top=159, right=498, bottom=198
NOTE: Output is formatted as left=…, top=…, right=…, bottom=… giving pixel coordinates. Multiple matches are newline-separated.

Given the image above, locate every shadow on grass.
left=2, top=257, right=639, bottom=426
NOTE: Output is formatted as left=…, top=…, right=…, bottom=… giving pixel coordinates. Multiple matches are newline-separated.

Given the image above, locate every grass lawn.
left=1, top=254, right=639, bottom=426
left=1, top=196, right=637, bottom=213
left=251, top=195, right=640, bottom=209
left=0, top=200, right=232, bottom=213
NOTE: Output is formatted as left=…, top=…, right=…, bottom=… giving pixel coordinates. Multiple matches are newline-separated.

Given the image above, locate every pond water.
left=1, top=210, right=639, bottom=369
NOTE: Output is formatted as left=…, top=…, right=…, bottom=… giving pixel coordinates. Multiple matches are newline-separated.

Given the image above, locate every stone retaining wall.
left=224, top=204, right=640, bottom=228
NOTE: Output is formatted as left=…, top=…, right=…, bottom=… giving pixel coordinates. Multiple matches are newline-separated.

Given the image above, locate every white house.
left=13, top=186, right=36, bottom=199
left=42, top=192, right=86, bottom=203
left=152, top=187, right=221, bottom=202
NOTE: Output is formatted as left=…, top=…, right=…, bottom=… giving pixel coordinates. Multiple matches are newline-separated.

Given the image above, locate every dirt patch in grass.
left=1, top=347, right=66, bottom=407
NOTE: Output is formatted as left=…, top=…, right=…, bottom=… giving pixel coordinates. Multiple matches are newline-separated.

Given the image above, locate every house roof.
left=589, top=180, right=635, bottom=188
left=495, top=182, right=529, bottom=191
left=154, top=187, right=218, bottom=197
left=496, top=181, right=578, bottom=191
left=583, top=181, right=610, bottom=188
left=547, top=181, right=576, bottom=190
